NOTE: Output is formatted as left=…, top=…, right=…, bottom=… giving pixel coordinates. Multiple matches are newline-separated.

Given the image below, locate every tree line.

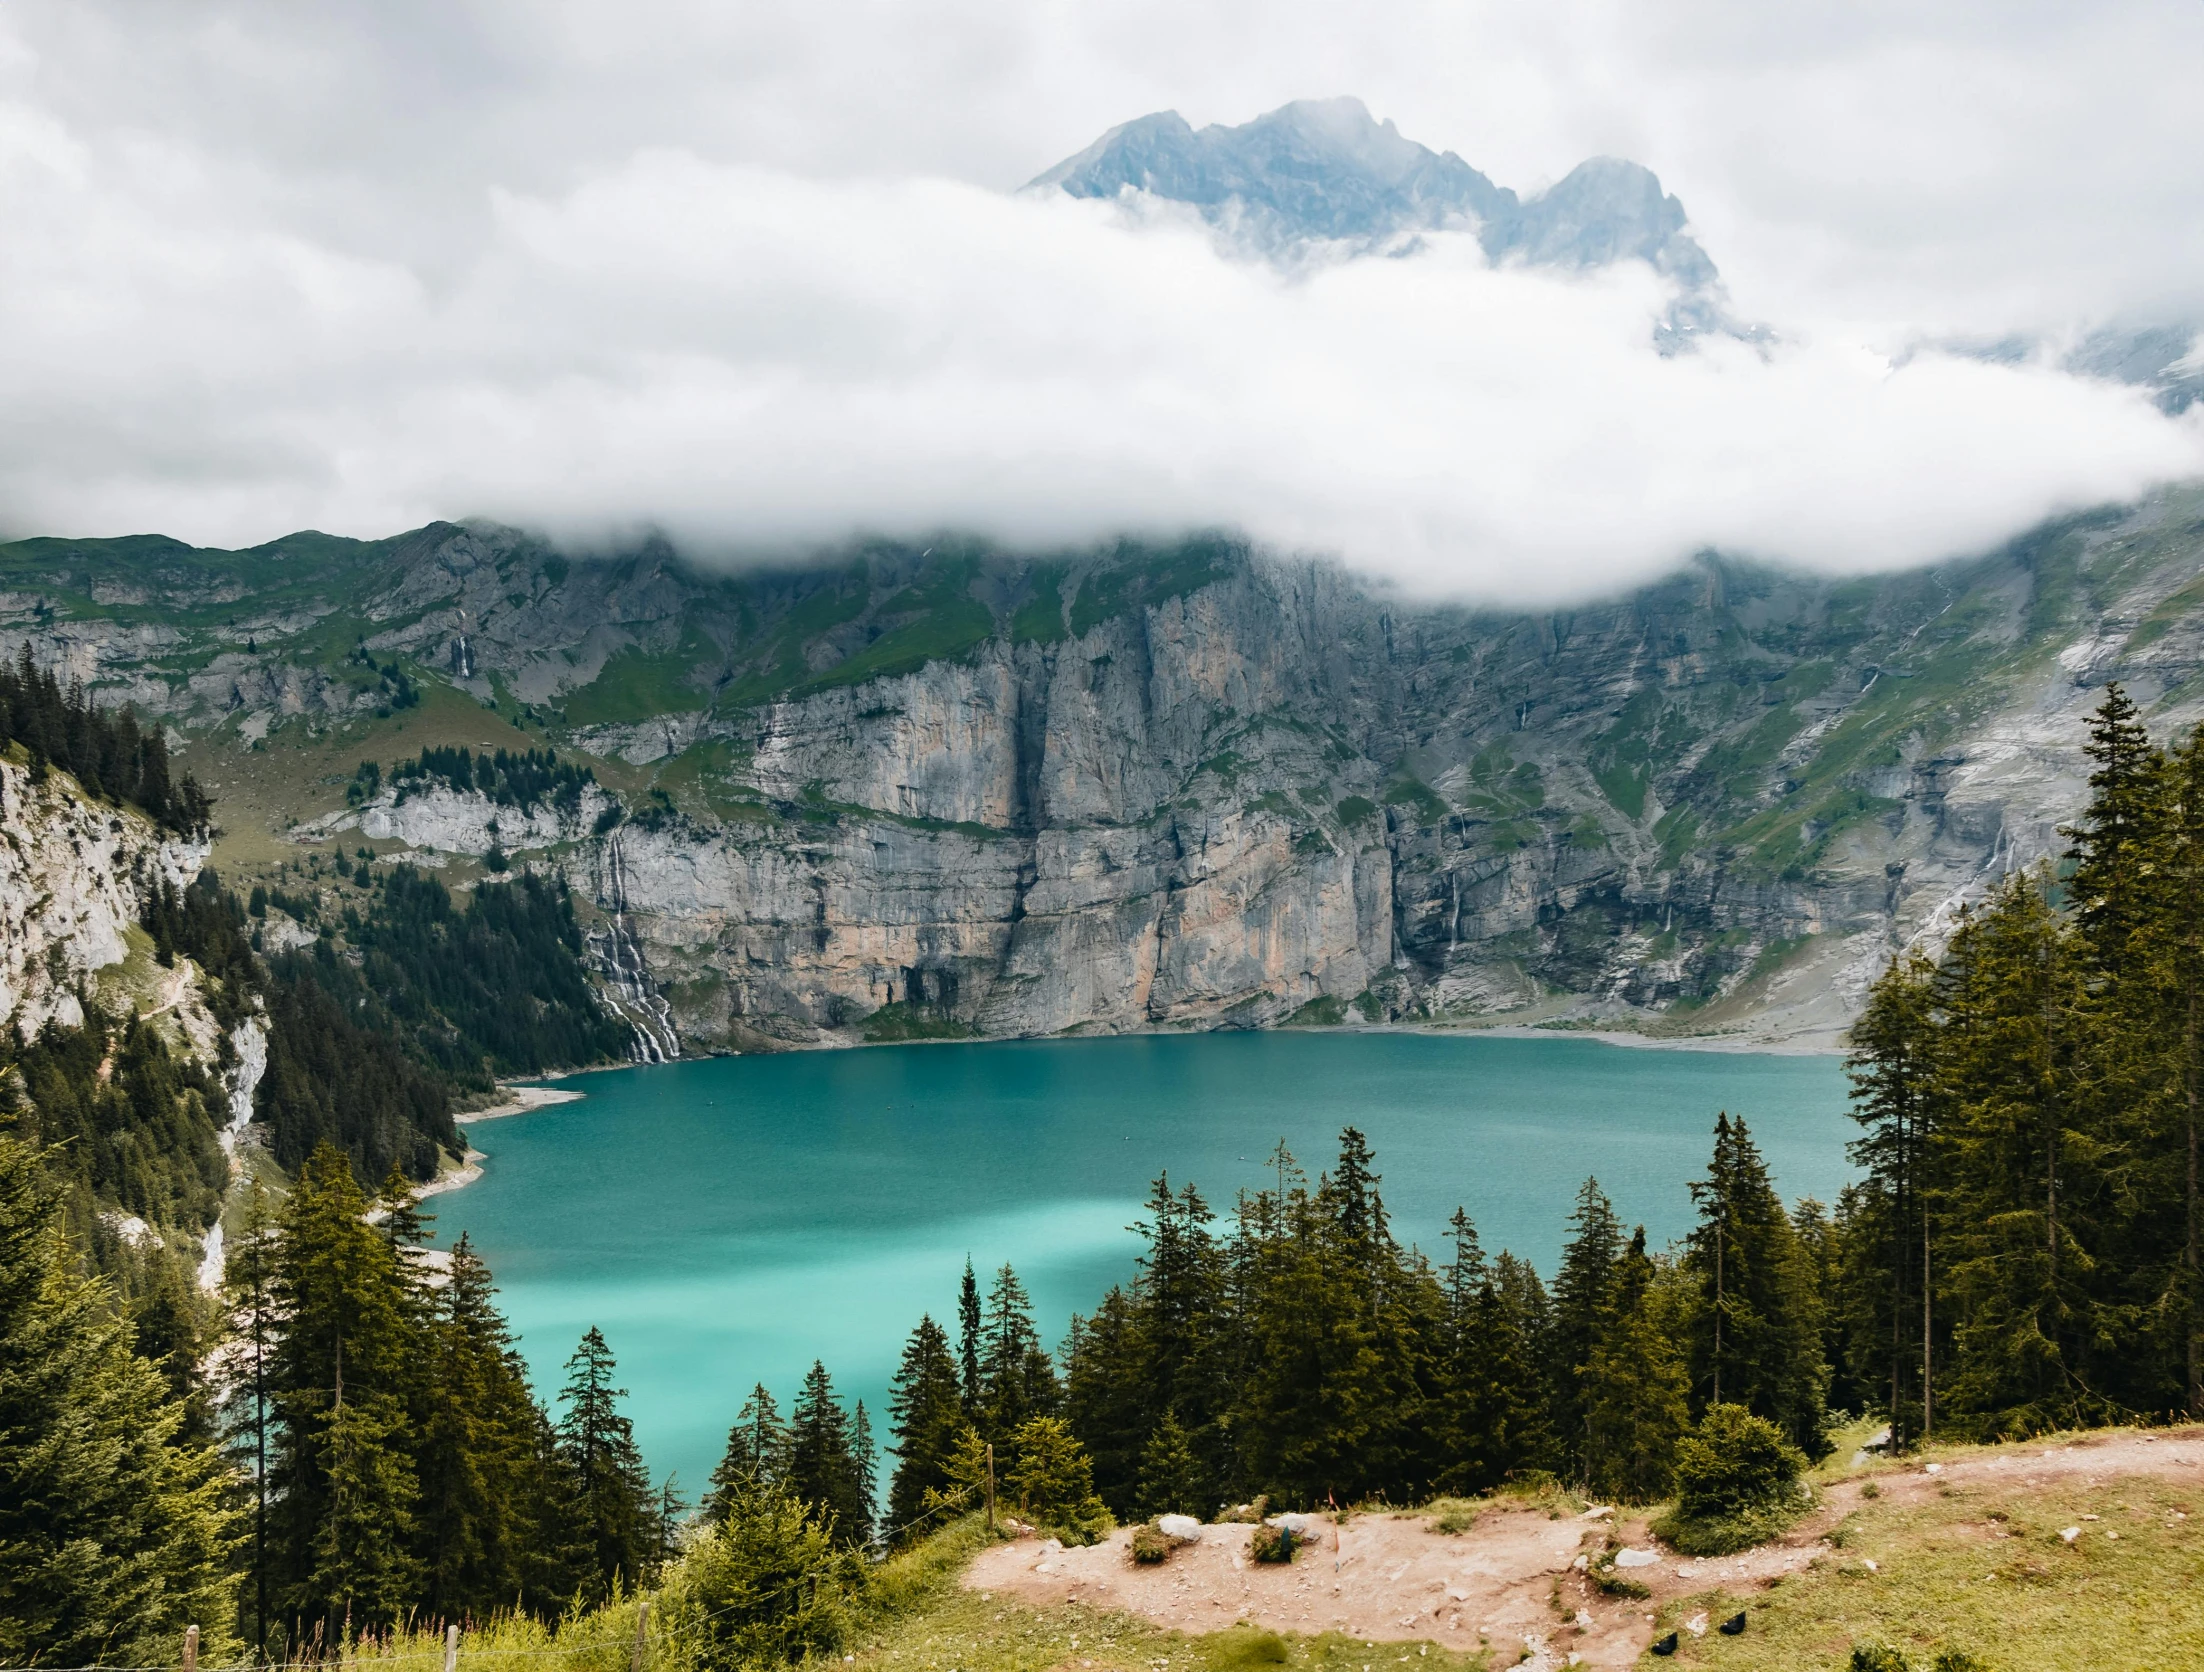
left=1, top=642, right=210, bottom=833
left=876, top=1121, right=1828, bottom=1532
left=1843, top=683, right=2204, bottom=1443
left=375, top=745, right=597, bottom=815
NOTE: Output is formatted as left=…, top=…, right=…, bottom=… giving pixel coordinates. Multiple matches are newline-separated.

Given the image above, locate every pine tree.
left=980, top=1264, right=1058, bottom=1450
left=1846, top=952, right=1941, bottom=1447
left=1006, top=1416, right=1110, bottom=1544
left=787, top=1360, right=872, bottom=1546
left=850, top=1402, right=877, bottom=1544
left=1430, top=1209, right=1542, bottom=1493
left=2157, top=722, right=2204, bottom=1415
left=1547, top=1178, right=1622, bottom=1482
left=220, top=1181, right=279, bottom=1659
left=266, top=1144, right=426, bottom=1630
left=957, top=1257, right=984, bottom=1417
left=1059, top=1286, right=1149, bottom=1515
left=308, top=1391, right=423, bottom=1631
left=0, top=1136, right=239, bottom=1665
left=1232, top=1130, right=1430, bottom=1505
left=557, top=1326, right=655, bottom=1599
left=1134, top=1410, right=1204, bottom=1518
left=886, top=1315, right=965, bottom=1539
left=1132, top=1173, right=1221, bottom=1434
left=1580, top=1229, right=1691, bottom=1502
left=1683, top=1115, right=1830, bottom=1457
left=2066, top=680, right=2162, bottom=971
left=1791, top=1196, right=1863, bottom=1416
left=132, top=1254, right=214, bottom=1447
left=706, top=1382, right=789, bottom=1522
left=419, top=1234, right=567, bottom=1619
left=1933, top=872, right=2112, bottom=1434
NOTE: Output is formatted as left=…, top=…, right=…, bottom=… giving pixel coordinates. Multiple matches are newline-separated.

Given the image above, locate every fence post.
left=632, top=1596, right=650, bottom=1672
left=444, top=1623, right=460, bottom=1672
left=984, top=1443, right=996, bottom=1536
left=184, top=1625, right=199, bottom=1672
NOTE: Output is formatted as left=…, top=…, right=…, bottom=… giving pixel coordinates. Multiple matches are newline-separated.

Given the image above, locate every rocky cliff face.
left=12, top=491, right=2204, bottom=1054
left=0, top=756, right=207, bottom=1038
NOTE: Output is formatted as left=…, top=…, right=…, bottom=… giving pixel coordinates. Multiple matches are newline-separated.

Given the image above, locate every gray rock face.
left=0, top=757, right=207, bottom=1039
left=17, top=492, right=2204, bottom=1056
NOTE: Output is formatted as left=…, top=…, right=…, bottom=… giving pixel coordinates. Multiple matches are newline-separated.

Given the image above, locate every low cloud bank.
left=2, top=140, right=2197, bottom=601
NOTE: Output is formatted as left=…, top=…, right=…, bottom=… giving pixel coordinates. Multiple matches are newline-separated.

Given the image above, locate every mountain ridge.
left=13, top=490, right=2204, bottom=1057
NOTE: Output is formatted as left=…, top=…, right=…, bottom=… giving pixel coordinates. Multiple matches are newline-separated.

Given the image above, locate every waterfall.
left=197, top=1017, right=268, bottom=1293
left=590, top=834, right=681, bottom=1063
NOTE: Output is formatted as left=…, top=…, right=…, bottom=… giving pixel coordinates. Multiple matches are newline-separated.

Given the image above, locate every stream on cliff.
left=434, top=1030, right=1853, bottom=1493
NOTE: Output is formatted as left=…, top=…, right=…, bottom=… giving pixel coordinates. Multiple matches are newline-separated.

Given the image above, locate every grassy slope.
left=1651, top=1428, right=2204, bottom=1672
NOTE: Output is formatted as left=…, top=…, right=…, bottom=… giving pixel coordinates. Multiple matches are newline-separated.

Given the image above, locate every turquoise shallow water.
left=433, top=1031, right=1854, bottom=1498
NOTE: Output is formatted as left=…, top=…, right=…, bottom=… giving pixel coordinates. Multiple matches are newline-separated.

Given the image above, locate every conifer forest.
left=5, top=687, right=2204, bottom=1666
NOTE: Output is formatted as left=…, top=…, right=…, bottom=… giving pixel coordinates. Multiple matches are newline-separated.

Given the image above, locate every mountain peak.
left=1030, top=98, right=1719, bottom=299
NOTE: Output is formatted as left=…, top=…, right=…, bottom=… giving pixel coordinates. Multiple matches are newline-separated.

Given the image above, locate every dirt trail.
left=962, top=1428, right=2204, bottom=1671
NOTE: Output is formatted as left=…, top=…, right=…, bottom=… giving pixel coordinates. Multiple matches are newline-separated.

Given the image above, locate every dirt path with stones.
left=962, top=1427, right=2204, bottom=1671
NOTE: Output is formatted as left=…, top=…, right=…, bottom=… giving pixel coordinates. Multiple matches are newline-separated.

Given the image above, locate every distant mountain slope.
left=13, top=492, right=2204, bottom=1054
left=1031, top=96, right=1717, bottom=291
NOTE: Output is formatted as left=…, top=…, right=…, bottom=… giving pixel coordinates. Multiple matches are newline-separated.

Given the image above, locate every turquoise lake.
left=433, top=1031, right=1854, bottom=1499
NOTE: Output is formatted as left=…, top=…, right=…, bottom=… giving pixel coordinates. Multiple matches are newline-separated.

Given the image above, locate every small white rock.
left=1684, top=1612, right=1708, bottom=1637
left=1613, top=1548, right=1660, bottom=1569
left=2060, top=1527, right=2081, bottom=1543
left=1157, top=1514, right=1203, bottom=1544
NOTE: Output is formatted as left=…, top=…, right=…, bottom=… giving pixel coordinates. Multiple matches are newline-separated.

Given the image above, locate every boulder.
left=1157, top=1514, right=1203, bottom=1544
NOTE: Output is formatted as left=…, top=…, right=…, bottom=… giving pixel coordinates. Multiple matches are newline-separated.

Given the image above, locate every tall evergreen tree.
left=1547, top=1178, right=1622, bottom=1482
left=1683, top=1115, right=1830, bottom=1456
left=1932, top=872, right=2112, bottom=1434
left=220, top=1181, right=279, bottom=1659
left=1579, top=1228, right=1691, bottom=1503
left=1429, top=1208, right=1542, bottom=1493
left=2066, top=680, right=2162, bottom=971
left=1134, top=1410, right=1204, bottom=1518
left=786, top=1360, right=873, bottom=1547
left=556, top=1327, right=655, bottom=1600
left=980, top=1264, right=1058, bottom=1450
left=308, top=1390, right=423, bottom=1630
left=0, top=1136, right=238, bottom=1665
left=886, top=1316, right=965, bottom=1540
left=957, top=1257, right=984, bottom=1417
left=706, top=1382, right=789, bottom=1522
left=265, top=1144, right=426, bottom=1633
left=1059, top=1285, right=1148, bottom=1515
left=2156, top=722, right=2204, bottom=1415
left=419, top=1235, right=572, bottom=1619
left=1846, top=951, right=1941, bottom=1446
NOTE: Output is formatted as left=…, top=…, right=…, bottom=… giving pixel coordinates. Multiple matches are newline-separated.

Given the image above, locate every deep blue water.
left=432, top=1031, right=1853, bottom=1498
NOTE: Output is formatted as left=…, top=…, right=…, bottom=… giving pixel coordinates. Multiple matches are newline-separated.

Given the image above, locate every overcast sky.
left=4, top=0, right=2202, bottom=600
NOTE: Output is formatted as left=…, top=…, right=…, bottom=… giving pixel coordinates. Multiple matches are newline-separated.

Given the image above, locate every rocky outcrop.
left=0, top=757, right=206, bottom=1038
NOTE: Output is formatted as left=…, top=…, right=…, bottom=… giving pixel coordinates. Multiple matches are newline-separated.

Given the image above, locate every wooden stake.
left=984, top=1442, right=996, bottom=1536
left=444, top=1624, right=460, bottom=1672
left=631, top=1597, right=650, bottom=1672
left=184, top=1625, right=199, bottom=1672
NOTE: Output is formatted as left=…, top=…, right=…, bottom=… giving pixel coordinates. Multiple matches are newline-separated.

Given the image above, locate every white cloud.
left=1, top=2, right=2202, bottom=601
